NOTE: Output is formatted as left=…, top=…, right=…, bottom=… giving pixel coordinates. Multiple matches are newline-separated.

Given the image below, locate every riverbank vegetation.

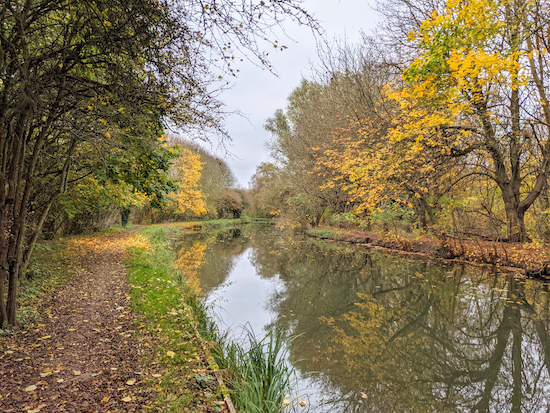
left=246, top=0, right=550, bottom=250
left=127, top=225, right=297, bottom=413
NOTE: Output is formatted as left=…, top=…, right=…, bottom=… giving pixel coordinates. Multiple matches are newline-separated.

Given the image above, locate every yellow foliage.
left=170, top=148, right=207, bottom=216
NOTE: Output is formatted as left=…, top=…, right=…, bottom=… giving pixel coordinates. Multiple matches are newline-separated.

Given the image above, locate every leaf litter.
left=0, top=229, right=153, bottom=412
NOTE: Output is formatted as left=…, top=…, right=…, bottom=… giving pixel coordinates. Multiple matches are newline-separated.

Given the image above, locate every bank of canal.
left=173, top=223, right=550, bottom=413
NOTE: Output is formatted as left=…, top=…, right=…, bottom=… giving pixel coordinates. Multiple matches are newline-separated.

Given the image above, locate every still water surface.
left=174, top=224, right=550, bottom=412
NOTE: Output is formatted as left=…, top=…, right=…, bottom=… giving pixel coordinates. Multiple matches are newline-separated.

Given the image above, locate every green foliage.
left=306, top=228, right=340, bottom=240
left=330, top=212, right=363, bottom=229
left=371, top=203, right=416, bottom=233
left=231, top=329, right=295, bottom=413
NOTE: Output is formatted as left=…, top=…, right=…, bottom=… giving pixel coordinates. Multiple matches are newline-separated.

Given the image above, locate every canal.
left=174, top=224, right=550, bottom=412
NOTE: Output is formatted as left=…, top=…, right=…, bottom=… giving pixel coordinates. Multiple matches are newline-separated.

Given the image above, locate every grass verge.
left=126, top=226, right=229, bottom=412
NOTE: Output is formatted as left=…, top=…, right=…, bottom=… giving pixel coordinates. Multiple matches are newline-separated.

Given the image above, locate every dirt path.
left=0, top=229, right=153, bottom=413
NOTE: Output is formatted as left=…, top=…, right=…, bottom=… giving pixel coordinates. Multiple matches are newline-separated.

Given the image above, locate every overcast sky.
left=206, top=0, right=380, bottom=187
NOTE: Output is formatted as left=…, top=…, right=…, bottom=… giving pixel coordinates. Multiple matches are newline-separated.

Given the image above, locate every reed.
left=208, top=326, right=295, bottom=413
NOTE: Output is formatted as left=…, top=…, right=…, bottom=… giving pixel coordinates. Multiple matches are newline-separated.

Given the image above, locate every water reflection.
left=174, top=225, right=550, bottom=412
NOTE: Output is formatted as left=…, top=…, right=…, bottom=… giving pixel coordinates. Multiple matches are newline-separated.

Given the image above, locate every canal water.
left=173, top=224, right=550, bottom=412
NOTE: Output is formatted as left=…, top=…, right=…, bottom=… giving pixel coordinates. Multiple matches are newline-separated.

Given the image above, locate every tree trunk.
left=502, top=189, right=530, bottom=242
left=121, top=208, right=131, bottom=227
left=7, top=262, right=21, bottom=327
left=0, top=270, right=7, bottom=326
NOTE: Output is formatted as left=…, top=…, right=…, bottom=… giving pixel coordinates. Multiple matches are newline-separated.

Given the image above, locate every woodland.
left=248, top=0, right=550, bottom=250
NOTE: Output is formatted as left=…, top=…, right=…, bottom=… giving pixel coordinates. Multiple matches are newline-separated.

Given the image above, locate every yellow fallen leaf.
left=57, top=379, right=64, bottom=383
left=40, top=372, right=52, bottom=378
left=101, top=396, right=110, bottom=403
left=25, top=385, right=37, bottom=392
left=39, top=335, right=51, bottom=340
left=122, top=396, right=132, bottom=402
left=67, top=329, right=76, bottom=332
left=152, top=374, right=162, bottom=378
left=126, top=378, right=136, bottom=385
left=174, top=330, right=181, bottom=333
left=166, top=351, right=175, bottom=358
left=73, top=371, right=81, bottom=376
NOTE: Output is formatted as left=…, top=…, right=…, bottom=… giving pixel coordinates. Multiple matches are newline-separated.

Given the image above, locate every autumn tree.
left=261, top=41, right=399, bottom=228
left=383, top=0, right=550, bottom=241
left=247, top=162, right=284, bottom=218
left=191, top=145, right=239, bottom=218
left=170, top=147, right=207, bottom=217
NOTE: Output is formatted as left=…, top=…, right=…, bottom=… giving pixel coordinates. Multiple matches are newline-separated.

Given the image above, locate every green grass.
left=14, top=239, right=74, bottom=329
left=126, top=226, right=227, bottom=412
left=232, top=329, right=295, bottom=413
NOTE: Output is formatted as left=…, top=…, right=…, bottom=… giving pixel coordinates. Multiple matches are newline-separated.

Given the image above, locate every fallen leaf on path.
left=151, top=374, right=162, bottom=378
left=122, top=396, right=132, bottom=402
left=127, top=378, right=136, bottom=385
left=39, top=335, right=51, bottom=340
left=73, top=371, right=81, bottom=376
left=101, top=396, right=110, bottom=403
left=24, top=385, right=37, bottom=392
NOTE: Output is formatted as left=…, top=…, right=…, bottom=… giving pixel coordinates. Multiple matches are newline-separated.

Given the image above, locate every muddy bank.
left=306, top=226, right=550, bottom=278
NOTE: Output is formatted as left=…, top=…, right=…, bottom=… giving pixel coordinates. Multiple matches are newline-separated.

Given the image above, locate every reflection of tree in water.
left=246, top=232, right=550, bottom=413
left=174, top=228, right=250, bottom=293
left=175, top=240, right=207, bottom=291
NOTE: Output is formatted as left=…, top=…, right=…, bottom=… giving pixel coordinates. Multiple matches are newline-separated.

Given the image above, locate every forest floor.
left=0, top=228, right=229, bottom=413
left=307, top=226, right=550, bottom=278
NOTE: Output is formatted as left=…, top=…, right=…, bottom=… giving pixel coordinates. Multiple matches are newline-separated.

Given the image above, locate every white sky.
left=209, top=0, right=380, bottom=187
